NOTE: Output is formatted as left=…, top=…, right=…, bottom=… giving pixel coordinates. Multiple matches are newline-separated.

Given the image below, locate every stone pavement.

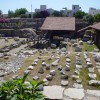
left=43, top=85, right=100, bottom=100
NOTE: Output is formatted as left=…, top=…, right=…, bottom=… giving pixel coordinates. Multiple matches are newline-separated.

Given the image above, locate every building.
left=35, top=5, right=54, bottom=15
left=40, top=17, right=75, bottom=42
left=89, top=8, right=100, bottom=15
left=72, top=5, right=81, bottom=14
left=62, top=5, right=81, bottom=17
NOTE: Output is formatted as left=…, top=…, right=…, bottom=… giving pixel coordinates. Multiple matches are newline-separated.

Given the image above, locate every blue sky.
left=0, top=0, right=100, bottom=14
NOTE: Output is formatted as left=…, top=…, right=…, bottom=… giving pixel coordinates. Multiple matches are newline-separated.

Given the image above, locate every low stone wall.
left=0, top=29, right=16, bottom=37
left=0, top=29, right=26, bottom=37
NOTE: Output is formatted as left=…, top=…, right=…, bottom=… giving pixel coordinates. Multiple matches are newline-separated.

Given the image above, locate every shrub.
left=0, top=73, right=45, bottom=100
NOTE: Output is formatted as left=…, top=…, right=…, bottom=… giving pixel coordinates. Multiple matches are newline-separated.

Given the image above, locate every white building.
left=40, top=5, right=46, bottom=11
left=89, top=8, right=100, bottom=15
left=72, top=5, right=81, bottom=14
left=35, top=5, right=54, bottom=15
left=62, top=5, right=81, bottom=17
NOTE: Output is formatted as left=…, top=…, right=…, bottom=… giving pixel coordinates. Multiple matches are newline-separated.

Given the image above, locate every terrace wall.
left=0, top=18, right=88, bottom=37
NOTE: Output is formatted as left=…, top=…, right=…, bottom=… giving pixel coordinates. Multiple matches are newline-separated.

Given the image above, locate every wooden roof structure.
left=77, top=22, right=100, bottom=32
left=91, top=22, right=100, bottom=30
left=41, top=17, right=75, bottom=31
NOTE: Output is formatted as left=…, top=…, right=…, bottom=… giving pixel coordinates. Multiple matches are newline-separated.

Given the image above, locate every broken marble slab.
left=58, top=65, right=62, bottom=71
left=61, top=80, right=68, bottom=86
left=96, top=62, right=100, bottom=66
left=87, top=62, right=93, bottom=67
left=88, top=68, right=94, bottom=73
left=88, top=73, right=96, bottom=79
left=12, top=75, right=18, bottom=80
left=38, top=67, right=44, bottom=74
left=46, top=74, right=53, bottom=81
left=94, top=53, right=100, bottom=62
left=75, top=70, right=80, bottom=75
left=24, top=70, right=31, bottom=75
left=76, top=79, right=82, bottom=84
left=60, top=70, right=66, bottom=75
left=33, top=76, right=39, bottom=80
left=34, top=59, right=39, bottom=63
left=73, top=83, right=83, bottom=89
left=72, top=75, right=79, bottom=80
left=27, top=66, right=34, bottom=70
left=76, top=64, right=82, bottom=69
left=46, top=64, right=50, bottom=70
left=50, top=70, right=56, bottom=76
left=86, top=58, right=91, bottom=62
left=42, top=62, right=46, bottom=66
left=43, top=78, right=49, bottom=86
left=52, top=61, right=58, bottom=66
left=76, top=60, right=82, bottom=65
left=96, top=66, right=100, bottom=69
left=89, top=80, right=100, bottom=85
left=32, top=62, right=37, bottom=66
left=66, top=58, right=71, bottom=63
left=79, top=40, right=83, bottom=45
left=61, top=74, right=68, bottom=80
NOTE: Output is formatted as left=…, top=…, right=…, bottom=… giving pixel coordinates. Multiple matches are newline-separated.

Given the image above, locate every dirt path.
left=8, top=44, right=27, bottom=55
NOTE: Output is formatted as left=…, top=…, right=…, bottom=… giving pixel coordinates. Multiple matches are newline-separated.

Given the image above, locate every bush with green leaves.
left=0, top=73, right=45, bottom=100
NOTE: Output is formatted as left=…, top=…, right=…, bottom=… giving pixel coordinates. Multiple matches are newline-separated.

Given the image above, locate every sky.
left=0, top=0, right=100, bottom=14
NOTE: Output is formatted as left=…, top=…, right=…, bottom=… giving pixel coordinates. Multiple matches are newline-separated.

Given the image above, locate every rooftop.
left=41, top=17, right=75, bottom=31
left=91, top=22, right=100, bottom=30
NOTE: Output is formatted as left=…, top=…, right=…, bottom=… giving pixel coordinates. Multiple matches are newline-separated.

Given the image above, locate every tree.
left=33, top=10, right=50, bottom=18
left=83, top=14, right=94, bottom=24
left=94, top=13, right=100, bottom=22
left=0, top=10, right=3, bottom=17
left=74, top=11, right=86, bottom=19
left=52, top=10, right=66, bottom=17
left=40, top=10, right=50, bottom=18
left=52, top=11, right=60, bottom=17
left=14, top=8, right=28, bottom=17
left=0, top=10, right=2, bottom=15
left=8, top=10, right=14, bottom=18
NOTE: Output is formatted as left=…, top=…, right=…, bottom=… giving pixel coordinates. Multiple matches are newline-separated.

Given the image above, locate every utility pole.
left=31, top=4, right=33, bottom=18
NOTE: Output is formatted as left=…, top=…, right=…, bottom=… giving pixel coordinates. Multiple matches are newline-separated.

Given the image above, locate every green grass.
left=82, top=42, right=97, bottom=52
left=79, top=68, right=89, bottom=89
left=4, top=48, right=100, bottom=89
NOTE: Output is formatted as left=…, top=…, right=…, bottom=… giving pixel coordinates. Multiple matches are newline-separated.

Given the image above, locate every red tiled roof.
left=41, top=17, right=75, bottom=31
left=91, top=22, right=100, bottom=30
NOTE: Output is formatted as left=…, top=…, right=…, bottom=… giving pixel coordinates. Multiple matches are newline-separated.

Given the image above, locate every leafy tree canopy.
left=33, top=10, right=50, bottom=18
left=94, top=13, right=100, bottom=22
left=83, top=14, right=94, bottom=24
left=74, top=11, right=86, bottom=19
left=52, top=10, right=66, bottom=17
left=0, top=10, right=2, bottom=15
left=14, top=8, right=28, bottom=17
left=8, top=10, right=14, bottom=18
